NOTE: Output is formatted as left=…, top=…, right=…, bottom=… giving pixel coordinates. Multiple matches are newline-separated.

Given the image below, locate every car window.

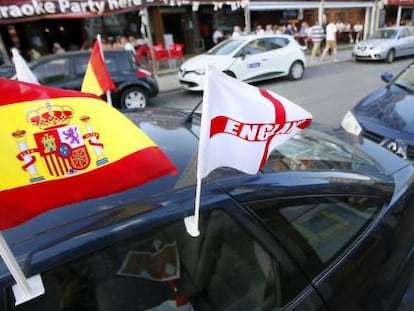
left=241, top=39, right=267, bottom=55
left=371, top=29, right=397, bottom=39
left=246, top=196, right=382, bottom=279
left=266, top=37, right=288, bottom=50
left=399, top=28, right=409, bottom=38
left=106, top=52, right=134, bottom=73
left=393, top=63, right=414, bottom=92
left=5, top=210, right=277, bottom=310
left=206, top=39, right=246, bottom=55
left=32, top=58, right=70, bottom=84
left=263, top=127, right=385, bottom=176
left=74, top=54, right=90, bottom=77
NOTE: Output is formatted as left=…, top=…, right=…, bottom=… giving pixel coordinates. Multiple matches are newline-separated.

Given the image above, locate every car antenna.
left=183, top=98, right=203, bottom=123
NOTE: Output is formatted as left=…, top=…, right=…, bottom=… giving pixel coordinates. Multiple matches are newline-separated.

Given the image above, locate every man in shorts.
left=320, top=20, right=338, bottom=62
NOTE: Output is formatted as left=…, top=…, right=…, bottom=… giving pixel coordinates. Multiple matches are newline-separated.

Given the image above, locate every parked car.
left=342, top=61, right=414, bottom=162
left=1, top=108, right=414, bottom=311
left=26, top=49, right=159, bottom=109
left=352, top=26, right=414, bottom=63
left=178, top=34, right=306, bottom=91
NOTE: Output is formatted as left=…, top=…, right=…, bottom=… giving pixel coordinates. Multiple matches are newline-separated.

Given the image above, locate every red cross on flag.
left=197, top=67, right=313, bottom=179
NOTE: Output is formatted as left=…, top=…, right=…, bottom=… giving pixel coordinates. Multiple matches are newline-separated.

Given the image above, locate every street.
left=151, top=56, right=414, bottom=128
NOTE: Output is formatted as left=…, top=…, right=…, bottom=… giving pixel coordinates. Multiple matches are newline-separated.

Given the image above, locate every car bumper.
left=353, top=50, right=386, bottom=60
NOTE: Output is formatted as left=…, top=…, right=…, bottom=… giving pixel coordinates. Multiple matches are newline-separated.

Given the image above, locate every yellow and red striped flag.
left=0, top=78, right=177, bottom=229
left=81, top=39, right=116, bottom=96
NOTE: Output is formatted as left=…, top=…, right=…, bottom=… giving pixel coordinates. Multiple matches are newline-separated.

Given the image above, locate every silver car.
left=352, top=26, right=414, bottom=63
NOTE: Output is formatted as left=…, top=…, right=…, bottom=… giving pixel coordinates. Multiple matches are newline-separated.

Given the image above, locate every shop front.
left=248, top=1, right=377, bottom=42
left=0, top=0, right=153, bottom=63
left=384, top=0, right=414, bottom=26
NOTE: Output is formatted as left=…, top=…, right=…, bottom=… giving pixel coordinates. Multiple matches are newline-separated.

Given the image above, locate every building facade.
left=0, top=1, right=407, bottom=65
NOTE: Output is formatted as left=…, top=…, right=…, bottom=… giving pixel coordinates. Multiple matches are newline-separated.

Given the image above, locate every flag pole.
left=0, top=232, right=44, bottom=305
left=184, top=177, right=201, bottom=237
left=97, top=34, right=113, bottom=106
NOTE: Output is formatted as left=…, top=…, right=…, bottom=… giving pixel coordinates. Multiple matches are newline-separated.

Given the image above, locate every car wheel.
left=385, top=49, right=395, bottom=63
left=120, top=86, right=148, bottom=109
left=288, top=61, right=304, bottom=80
left=352, top=54, right=359, bottom=62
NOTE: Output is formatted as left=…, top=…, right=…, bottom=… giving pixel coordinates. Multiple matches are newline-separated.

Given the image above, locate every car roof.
left=234, top=33, right=294, bottom=41
left=0, top=107, right=409, bottom=287
left=29, top=48, right=131, bottom=65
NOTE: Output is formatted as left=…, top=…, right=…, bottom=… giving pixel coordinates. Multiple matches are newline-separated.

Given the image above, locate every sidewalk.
left=155, top=43, right=354, bottom=93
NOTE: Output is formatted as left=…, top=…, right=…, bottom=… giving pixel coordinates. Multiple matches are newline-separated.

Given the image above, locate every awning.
left=0, top=0, right=150, bottom=24
left=248, top=1, right=375, bottom=11
left=0, top=0, right=248, bottom=25
left=385, top=0, right=414, bottom=5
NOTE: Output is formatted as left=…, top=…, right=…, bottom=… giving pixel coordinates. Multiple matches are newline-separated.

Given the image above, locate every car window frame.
left=244, top=194, right=385, bottom=281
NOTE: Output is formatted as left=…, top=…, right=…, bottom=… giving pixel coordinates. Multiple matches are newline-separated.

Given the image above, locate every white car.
left=352, top=26, right=414, bottom=63
left=178, top=34, right=307, bottom=91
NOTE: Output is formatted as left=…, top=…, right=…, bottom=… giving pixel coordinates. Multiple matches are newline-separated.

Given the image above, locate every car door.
left=243, top=185, right=410, bottom=311
left=228, top=38, right=270, bottom=82
left=263, top=36, right=293, bottom=76
left=406, top=27, right=414, bottom=55
left=396, top=27, right=413, bottom=57
left=0, top=188, right=325, bottom=311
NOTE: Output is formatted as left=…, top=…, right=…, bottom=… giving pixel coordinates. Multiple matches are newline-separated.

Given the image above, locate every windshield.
left=370, top=29, right=397, bottom=39
left=206, top=39, right=246, bottom=55
left=263, top=127, right=387, bottom=178
left=393, top=63, right=414, bottom=92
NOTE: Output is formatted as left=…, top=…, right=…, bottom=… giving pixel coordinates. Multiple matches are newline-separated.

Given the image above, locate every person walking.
left=353, top=21, right=363, bottom=42
left=320, top=19, right=338, bottom=62
left=310, top=21, right=324, bottom=62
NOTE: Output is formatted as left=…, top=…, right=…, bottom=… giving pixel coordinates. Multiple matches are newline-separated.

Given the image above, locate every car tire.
left=352, top=54, right=359, bottom=62
left=120, top=86, right=148, bottom=109
left=288, top=61, right=304, bottom=80
left=385, top=49, right=395, bottom=63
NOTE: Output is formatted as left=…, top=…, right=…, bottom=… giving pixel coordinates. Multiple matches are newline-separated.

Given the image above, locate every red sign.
left=0, top=0, right=148, bottom=24
left=387, top=0, right=414, bottom=5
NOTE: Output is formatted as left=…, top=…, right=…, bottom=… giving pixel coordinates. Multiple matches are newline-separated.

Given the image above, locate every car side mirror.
left=236, top=50, right=248, bottom=60
left=381, top=72, right=393, bottom=83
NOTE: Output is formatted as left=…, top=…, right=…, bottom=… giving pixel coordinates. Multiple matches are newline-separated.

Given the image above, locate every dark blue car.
left=2, top=108, right=414, bottom=311
left=342, top=61, right=414, bottom=162
left=25, top=49, right=159, bottom=110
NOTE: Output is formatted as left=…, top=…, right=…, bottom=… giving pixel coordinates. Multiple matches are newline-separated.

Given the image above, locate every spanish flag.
left=0, top=78, right=177, bottom=229
left=81, top=38, right=116, bottom=96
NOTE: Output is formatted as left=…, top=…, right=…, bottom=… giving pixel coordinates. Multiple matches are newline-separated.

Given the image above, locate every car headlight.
left=341, top=111, right=362, bottom=136
left=193, top=68, right=205, bottom=75
left=372, top=45, right=384, bottom=52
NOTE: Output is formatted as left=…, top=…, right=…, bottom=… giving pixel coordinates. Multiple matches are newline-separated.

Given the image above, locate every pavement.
left=154, top=43, right=354, bottom=93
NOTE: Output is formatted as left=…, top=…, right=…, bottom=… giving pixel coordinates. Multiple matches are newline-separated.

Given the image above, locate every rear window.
left=73, top=51, right=134, bottom=76
left=262, top=127, right=386, bottom=177
left=105, top=51, right=136, bottom=72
